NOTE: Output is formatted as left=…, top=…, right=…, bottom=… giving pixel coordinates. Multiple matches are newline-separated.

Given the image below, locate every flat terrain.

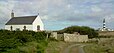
left=84, top=38, right=114, bottom=53
left=45, top=38, right=114, bottom=53
left=45, top=41, right=86, bottom=53
left=45, top=41, right=72, bottom=53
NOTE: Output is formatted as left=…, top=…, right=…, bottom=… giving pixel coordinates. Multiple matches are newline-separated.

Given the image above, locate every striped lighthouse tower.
left=103, top=19, right=106, bottom=30
left=99, top=18, right=113, bottom=31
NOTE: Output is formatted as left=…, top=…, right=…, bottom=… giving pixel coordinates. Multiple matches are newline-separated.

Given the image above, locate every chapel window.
left=10, top=26, right=13, bottom=31
left=37, top=25, right=40, bottom=31
left=23, top=26, right=26, bottom=30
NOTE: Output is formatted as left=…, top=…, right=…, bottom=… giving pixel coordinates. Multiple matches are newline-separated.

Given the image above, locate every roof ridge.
left=5, top=15, right=38, bottom=25
left=14, top=15, right=37, bottom=18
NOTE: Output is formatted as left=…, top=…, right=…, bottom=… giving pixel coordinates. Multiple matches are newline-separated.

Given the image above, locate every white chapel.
left=5, top=11, right=44, bottom=31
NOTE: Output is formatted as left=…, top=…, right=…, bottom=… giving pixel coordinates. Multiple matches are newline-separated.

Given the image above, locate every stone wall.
left=64, top=33, right=88, bottom=42
left=50, top=32, right=57, bottom=39
left=57, top=34, right=64, bottom=41
left=50, top=32, right=88, bottom=42
left=98, top=31, right=114, bottom=36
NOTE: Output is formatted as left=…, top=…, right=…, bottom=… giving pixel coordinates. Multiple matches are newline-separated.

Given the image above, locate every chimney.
left=11, top=10, right=14, bottom=18
left=38, top=13, right=39, bottom=15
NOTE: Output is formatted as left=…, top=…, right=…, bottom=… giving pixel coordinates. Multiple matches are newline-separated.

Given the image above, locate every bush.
left=0, top=30, right=47, bottom=53
left=57, top=26, right=98, bottom=38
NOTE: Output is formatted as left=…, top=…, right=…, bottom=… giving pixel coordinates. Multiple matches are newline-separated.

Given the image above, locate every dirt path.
left=45, top=41, right=87, bottom=53
left=63, top=44, right=85, bottom=53
left=78, top=45, right=86, bottom=53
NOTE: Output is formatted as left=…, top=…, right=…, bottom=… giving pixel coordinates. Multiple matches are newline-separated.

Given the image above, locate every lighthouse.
left=98, top=18, right=113, bottom=31
left=103, top=19, right=106, bottom=30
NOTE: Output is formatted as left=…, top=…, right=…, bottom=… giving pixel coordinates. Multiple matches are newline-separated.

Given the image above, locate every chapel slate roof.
left=5, top=16, right=37, bottom=25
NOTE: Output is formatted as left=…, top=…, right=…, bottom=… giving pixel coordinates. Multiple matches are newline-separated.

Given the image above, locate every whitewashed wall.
left=5, top=15, right=44, bottom=31
left=32, top=15, right=44, bottom=31
left=5, top=25, right=33, bottom=31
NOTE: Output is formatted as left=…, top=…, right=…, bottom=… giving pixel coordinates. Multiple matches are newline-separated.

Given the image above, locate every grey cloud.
left=0, top=0, right=114, bottom=30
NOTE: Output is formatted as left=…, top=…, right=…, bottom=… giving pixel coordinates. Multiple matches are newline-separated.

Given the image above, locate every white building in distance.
left=5, top=11, right=44, bottom=31
left=98, top=19, right=113, bottom=31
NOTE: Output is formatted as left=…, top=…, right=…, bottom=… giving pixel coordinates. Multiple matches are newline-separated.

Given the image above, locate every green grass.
left=0, top=30, right=48, bottom=53
left=2, top=41, right=48, bottom=53
left=45, top=41, right=74, bottom=53
left=84, top=39, right=114, bottom=53
left=84, top=44, right=106, bottom=53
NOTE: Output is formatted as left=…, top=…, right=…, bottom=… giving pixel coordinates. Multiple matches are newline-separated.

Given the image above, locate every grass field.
left=69, top=46, right=79, bottom=53
left=84, top=39, right=114, bottom=53
left=45, top=38, right=114, bottom=53
left=45, top=41, right=69, bottom=53
left=45, top=41, right=79, bottom=53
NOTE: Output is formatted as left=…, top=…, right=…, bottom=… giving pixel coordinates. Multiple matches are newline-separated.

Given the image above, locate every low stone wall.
left=57, top=34, right=64, bottom=41
left=98, top=31, right=114, bottom=36
left=64, top=33, right=88, bottom=42
left=50, top=32, right=88, bottom=42
left=99, top=38, right=114, bottom=42
left=50, top=32, right=57, bottom=39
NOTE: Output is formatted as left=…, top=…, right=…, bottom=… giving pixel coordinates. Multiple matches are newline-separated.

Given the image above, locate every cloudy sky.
left=0, top=0, right=114, bottom=30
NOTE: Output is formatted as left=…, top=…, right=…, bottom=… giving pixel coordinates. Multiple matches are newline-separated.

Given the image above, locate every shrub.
left=0, top=30, right=47, bottom=53
left=57, top=26, right=98, bottom=38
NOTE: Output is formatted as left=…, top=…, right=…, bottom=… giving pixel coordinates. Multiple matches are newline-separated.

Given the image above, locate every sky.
left=0, top=0, right=114, bottom=30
